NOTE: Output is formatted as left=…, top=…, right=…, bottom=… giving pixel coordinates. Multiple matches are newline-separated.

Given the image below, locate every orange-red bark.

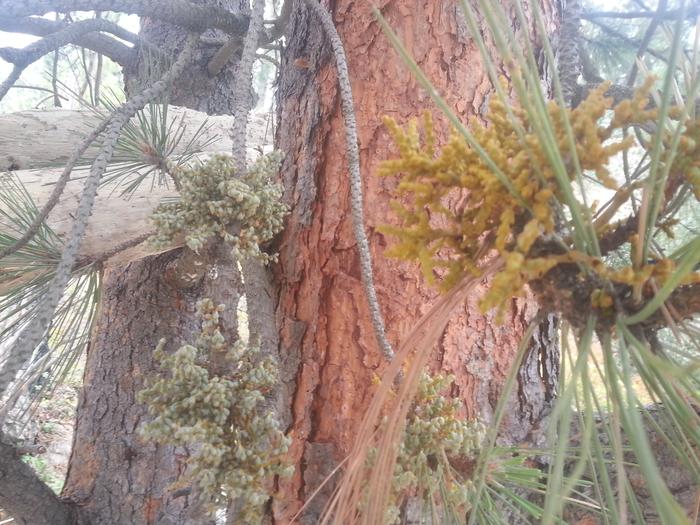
left=273, top=2, right=558, bottom=522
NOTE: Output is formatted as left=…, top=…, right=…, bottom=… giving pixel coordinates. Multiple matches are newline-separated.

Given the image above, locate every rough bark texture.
left=272, top=1, right=559, bottom=522
left=58, top=1, right=561, bottom=523
left=124, top=0, right=252, bottom=116
left=63, top=252, right=220, bottom=524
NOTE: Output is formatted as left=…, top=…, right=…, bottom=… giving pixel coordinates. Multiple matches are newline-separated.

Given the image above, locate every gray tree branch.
left=0, top=0, right=249, bottom=36
left=583, top=6, right=700, bottom=20
left=0, top=66, right=23, bottom=103
left=0, top=18, right=140, bottom=66
left=0, top=16, right=134, bottom=66
left=0, top=434, right=76, bottom=525
left=0, top=19, right=138, bottom=105
left=585, top=18, right=671, bottom=64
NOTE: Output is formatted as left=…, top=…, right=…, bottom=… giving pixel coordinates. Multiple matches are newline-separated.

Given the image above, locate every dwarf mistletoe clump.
left=380, top=79, right=700, bottom=324
left=137, top=299, right=292, bottom=521
left=366, top=374, right=483, bottom=522
left=150, top=152, right=288, bottom=263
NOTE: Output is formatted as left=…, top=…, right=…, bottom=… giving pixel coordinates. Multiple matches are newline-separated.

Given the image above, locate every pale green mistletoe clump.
left=138, top=299, right=292, bottom=522
left=369, top=373, right=487, bottom=523
left=150, top=153, right=288, bottom=263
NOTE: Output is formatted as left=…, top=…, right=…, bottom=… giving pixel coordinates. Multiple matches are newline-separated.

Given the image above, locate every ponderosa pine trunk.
left=62, top=1, right=248, bottom=523
left=272, top=1, right=559, bottom=522
left=62, top=1, right=560, bottom=524
left=62, top=251, right=232, bottom=524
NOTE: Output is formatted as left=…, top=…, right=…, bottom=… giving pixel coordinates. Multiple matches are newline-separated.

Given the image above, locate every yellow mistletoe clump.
left=672, top=118, right=700, bottom=201
left=379, top=79, right=695, bottom=317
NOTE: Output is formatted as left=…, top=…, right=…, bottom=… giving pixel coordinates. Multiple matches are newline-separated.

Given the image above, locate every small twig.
left=51, top=13, right=61, bottom=107
left=6, top=84, right=69, bottom=100
left=79, top=46, right=94, bottom=103
left=593, top=183, right=639, bottom=232
left=578, top=41, right=604, bottom=83
left=94, top=51, right=103, bottom=104
left=641, top=282, right=700, bottom=331
left=206, top=36, right=242, bottom=77
left=93, top=12, right=103, bottom=105
left=73, top=231, right=154, bottom=270
left=261, top=43, right=282, bottom=51
left=267, top=0, right=293, bottom=41
left=631, top=0, right=652, bottom=10
left=0, top=65, right=25, bottom=103
left=584, top=21, right=669, bottom=63
left=598, top=215, right=639, bottom=256
left=255, top=52, right=280, bottom=68
left=33, top=94, right=55, bottom=108
left=208, top=42, right=279, bottom=78
left=626, top=0, right=667, bottom=86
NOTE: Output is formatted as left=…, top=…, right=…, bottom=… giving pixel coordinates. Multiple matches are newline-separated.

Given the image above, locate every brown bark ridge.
left=273, top=1, right=559, bottom=522
left=63, top=1, right=249, bottom=523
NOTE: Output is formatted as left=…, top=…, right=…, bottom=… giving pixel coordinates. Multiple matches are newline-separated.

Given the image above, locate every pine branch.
left=0, top=0, right=249, bottom=36
left=0, top=18, right=140, bottom=103
left=0, top=16, right=137, bottom=67
left=0, top=18, right=139, bottom=66
left=230, top=0, right=265, bottom=172
left=206, top=36, right=242, bottom=77
left=585, top=18, right=671, bottom=63
left=73, top=231, right=153, bottom=270
left=0, top=433, right=76, bottom=525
